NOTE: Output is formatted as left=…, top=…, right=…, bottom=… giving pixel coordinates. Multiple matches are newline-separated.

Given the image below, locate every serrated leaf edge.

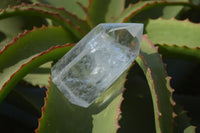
left=157, top=43, right=200, bottom=49
left=137, top=35, right=175, bottom=132
left=0, top=25, right=43, bottom=54
left=35, top=75, right=51, bottom=133
left=115, top=0, right=200, bottom=22
left=0, top=43, right=74, bottom=102
left=0, top=4, right=85, bottom=38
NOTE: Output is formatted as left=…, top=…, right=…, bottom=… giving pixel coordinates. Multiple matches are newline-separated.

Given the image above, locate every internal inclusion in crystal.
left=51, top=23, right=143, bottom=107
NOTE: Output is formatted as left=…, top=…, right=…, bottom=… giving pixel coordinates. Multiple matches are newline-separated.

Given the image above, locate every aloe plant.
left=0, top=0, right=200, bottom=132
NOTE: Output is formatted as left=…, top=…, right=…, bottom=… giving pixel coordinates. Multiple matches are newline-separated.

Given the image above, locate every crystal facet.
left=51, top=23, right=143, bottom=107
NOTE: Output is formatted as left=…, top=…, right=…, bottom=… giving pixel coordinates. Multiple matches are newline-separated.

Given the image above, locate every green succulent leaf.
left=23, top=62, right=52, bottom=86
left=29, top=3, right=90, bottom=34
left=157, top=44, right=200, bottom=63
left=0, top=43, right=73, bottom=104
left=114, top=0, right=199, bottom=23
left=0, top=0, right=20, bottom=8
left=174, top=94, right=200, bottom=131
left=87, top=0, right=112, bottom=25
left=0, top=4, right=89, bottom=38
left=0, top=26, right=74, bottom=103
left=136, top=35, right=174, bottom=133
left=0, top=17, right=26, bottom=50
left=35, top=0, right=89, bottom=19
left=37, top=71, right=128, bottom=133
left=105, top=0, right=125, bottom=22
left=174, top=103, right=196, bottom=133
left=146, top=19, right=200, bottom=47
left=162, top=0, right=188, bottom=19
left=0, top=44, right=73, bottom=132
left=190, top=0, right=200, bottom=5
left=0, top=1, right=46, bottom=50
left=87, top=0, right=125, bottom=25
left=118, top=64, right=155, bottom=133
left=130, top=0, right=188, bottom=22
left=28, top=3, right=90, bottom=34
left=114, top=1, right=153, bottom=22
left=146, top=19, right=200, bottom=62
left=184, top=126, right=196, bottom=133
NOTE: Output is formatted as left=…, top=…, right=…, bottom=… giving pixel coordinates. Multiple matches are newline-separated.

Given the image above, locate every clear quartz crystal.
left=51, top=23, right=143, bottom=107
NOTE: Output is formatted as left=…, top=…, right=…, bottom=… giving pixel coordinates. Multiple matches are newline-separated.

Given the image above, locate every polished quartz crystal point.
left=51, top=23, right=143, bottom=107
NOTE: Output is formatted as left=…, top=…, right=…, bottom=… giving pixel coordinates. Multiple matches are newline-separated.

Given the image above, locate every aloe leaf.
left=174, top=103, right=196, bottom=133
left=36, top=71, right=128, bottom=133
left=105, top=0, right=125, bottom=22
left=0, top=4, right=86, bottom=38
left=0, top=16, right=47, bottom=50
left=146, top=19, right=200, bottom=61
left=190, top=0, right=200, bottom=5
left=0, top=43, right=73, bottom=109
left=0, top=17, right=25, bottom=50
left=29, top=3, right=90, bottom=33
left=164, top=58, right=200, bottom=131
left=174, top=94, right=200, bottom=127
left=146, top=19, right=200, bottom=47
left=0, top=43, right=73, bottom=132
left=158, top=44, right=200, bottom=63
left=118, top=64, right=155, bottom=133
left=23, top=62, right=52, bottom=86
left=0, top=1, right=46, bottom=50
left=35, top=0, right=89, bottom=19
left=136, top=35, right=174, bottom=133
left=0, top=0, right=20, bottom=8
left=130, top=0, right=188, bottom=22
left=87, top=0, right=113, bottom=25
left=87, top=0, right=125, bottom=24
left=114, top=1, right=151, bottom=22
left=184, top=126, right=196, bottom=133
left=114, top=1, right=199, bottom=22
left=0, top=26, right=74, bottom=103
left=92, top=71, right=128, bottom=133
left=163, top=0, right=190, bottom=19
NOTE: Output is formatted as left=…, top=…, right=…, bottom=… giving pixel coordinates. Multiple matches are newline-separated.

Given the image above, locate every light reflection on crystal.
left=51, top=23, right=143, bottom=107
